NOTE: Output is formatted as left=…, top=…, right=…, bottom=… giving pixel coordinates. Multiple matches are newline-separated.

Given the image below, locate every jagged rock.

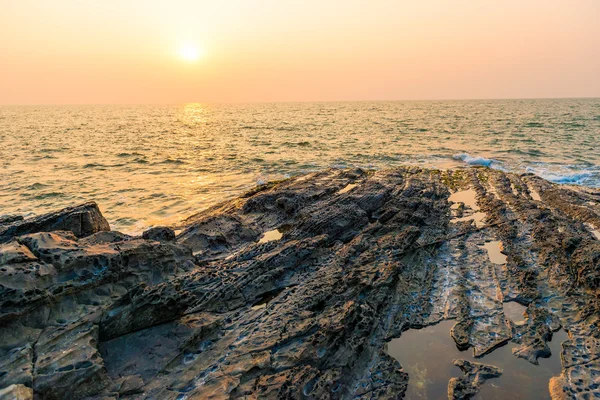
left=0, top=202, right=110, bottom=244
left=0, top=219, right=194, bottom=399
left=142, top=226, right=176, bottom=242
left=448, top=359, right=502, bottom=399
left=510, top=305, right=558, bottom=364
left=0, top=167, right=599, bottom=399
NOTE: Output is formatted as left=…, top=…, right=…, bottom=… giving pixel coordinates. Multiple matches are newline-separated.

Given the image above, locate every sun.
left=178, top=44, right=202, bottom=62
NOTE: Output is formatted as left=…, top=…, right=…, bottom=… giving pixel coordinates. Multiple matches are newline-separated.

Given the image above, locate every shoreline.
left=5, top=162, right=600, bottom=238
left=3, top=99, right=600, bottom=236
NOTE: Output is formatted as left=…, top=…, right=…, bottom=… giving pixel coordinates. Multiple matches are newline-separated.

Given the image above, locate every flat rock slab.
left=0, top=167, right=599, bottom=399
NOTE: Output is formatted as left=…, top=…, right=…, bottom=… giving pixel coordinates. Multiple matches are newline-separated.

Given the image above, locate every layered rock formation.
left=0, top=167, right=599, bottom=399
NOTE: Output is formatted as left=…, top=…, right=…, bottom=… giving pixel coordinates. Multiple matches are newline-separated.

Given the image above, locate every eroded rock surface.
left=0, top=167, right=599, bottom=399
left=448, top=359, right=502, bottom=399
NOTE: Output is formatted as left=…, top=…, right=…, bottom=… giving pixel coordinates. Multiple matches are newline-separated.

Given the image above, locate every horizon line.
left=1, top=96, right=599, bottom=107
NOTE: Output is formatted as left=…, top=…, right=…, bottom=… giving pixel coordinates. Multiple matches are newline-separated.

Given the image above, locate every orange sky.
left=1, top=0, right=599, bottom=104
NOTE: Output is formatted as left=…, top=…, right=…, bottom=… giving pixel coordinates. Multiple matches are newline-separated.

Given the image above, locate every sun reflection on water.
left=1, top=99, right=599, bottom=234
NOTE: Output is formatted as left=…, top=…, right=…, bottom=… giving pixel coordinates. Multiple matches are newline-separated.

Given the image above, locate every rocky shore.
left=0, top=167, right=599, bottom=399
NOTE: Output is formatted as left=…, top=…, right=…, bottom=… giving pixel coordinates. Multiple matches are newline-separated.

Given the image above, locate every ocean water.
left=1, top=99, right=599, bottom=233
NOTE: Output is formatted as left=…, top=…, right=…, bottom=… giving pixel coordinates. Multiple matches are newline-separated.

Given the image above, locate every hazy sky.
left=1, top=0, right=598, bottom=104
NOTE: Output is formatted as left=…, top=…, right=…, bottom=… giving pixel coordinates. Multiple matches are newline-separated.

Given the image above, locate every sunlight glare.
left=179, top=44, right=202, bottom=62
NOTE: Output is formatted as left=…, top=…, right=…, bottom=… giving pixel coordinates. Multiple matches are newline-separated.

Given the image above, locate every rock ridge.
left=0, top=167, right=598, bottom=399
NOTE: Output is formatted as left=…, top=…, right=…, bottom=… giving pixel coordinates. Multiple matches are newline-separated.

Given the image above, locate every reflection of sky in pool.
left=387, top=317, right=567, bottom=400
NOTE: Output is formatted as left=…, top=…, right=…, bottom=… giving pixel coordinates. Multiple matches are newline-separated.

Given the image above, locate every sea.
left=1, top=99, right=599, bottom=233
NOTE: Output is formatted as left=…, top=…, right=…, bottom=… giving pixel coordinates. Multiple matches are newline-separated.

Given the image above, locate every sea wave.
left=453, top=153, right=498, bottom=167
left=546, top=173, right=595, bottom=185
left=526, top=167, right=598, bottom=186
left=453, top=154, right=599, bottom=187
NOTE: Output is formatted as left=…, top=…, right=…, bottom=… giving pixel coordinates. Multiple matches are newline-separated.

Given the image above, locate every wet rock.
left=510, top=305, right=558, bottom=364
left=0, top=202, right=110, bottom=244
left=0, top=167, right=599, bottom=399
left=0, top=215, right=24, bottom=225
left=142, top=226, right=175, bottom=242
left=448, top=359, right=502, bottom=399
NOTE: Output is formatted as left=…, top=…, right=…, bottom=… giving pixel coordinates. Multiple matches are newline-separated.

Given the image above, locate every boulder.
left=142, top=226, right=175, bottom=242
left=0, top=202, right=110, bottom=244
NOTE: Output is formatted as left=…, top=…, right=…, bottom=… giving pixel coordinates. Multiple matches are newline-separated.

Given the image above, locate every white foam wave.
left=452, top=154, right=599, bottom=187
left=453, top=153, right=497, bottom=167
left=530, top=169, right=595, bottom=185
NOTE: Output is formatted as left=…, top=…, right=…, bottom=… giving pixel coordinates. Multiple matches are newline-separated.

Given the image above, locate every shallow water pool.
left=387, top=319, right=566, bottom=399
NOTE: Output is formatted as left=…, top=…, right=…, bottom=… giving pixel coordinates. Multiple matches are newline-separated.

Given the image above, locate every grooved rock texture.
left=0, top=167, right=599, bottom=399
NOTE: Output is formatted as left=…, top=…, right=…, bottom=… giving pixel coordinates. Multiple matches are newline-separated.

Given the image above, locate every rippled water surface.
left=1, top=99, right=599, bottom=232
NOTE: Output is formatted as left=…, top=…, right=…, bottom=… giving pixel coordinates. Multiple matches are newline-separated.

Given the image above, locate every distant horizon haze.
left=2, top=96, right=600, bottom=107
left=1, top=0, right=599, bottom=104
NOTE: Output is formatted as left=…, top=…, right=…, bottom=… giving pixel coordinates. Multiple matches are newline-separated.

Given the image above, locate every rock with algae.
left=0, top=167, right=598, bottom=399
